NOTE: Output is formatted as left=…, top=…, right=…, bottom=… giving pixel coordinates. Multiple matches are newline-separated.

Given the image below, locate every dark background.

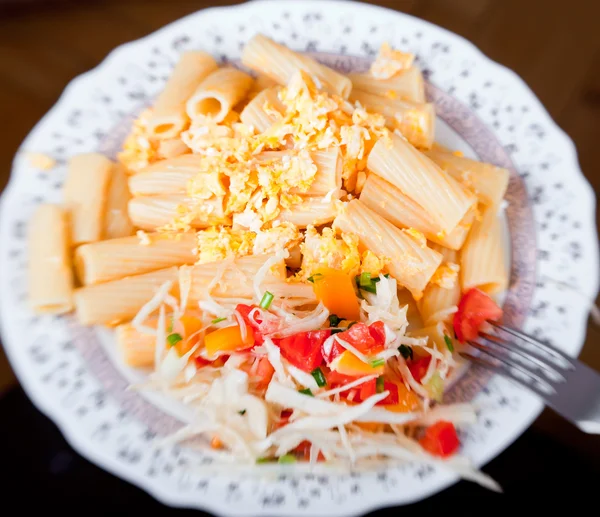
left=0, top=0, right=599, bottom=513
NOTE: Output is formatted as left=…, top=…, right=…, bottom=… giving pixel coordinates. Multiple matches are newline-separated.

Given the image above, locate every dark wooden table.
left=0, top=0, right=599, bottom=512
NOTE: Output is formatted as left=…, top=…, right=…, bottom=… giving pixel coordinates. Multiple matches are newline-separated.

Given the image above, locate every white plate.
left=1, top=1, right=598, bottom=515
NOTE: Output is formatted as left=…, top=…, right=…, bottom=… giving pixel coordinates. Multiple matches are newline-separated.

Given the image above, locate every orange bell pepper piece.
left=311, top=267, right=360, bottom=321
left=384, top=382, right=422, bottom=413
left=204, top=324, right=255, bottom=359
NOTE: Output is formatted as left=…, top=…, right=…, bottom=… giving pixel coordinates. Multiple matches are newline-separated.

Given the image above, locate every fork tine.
left=489, top=322, right=574, bottom=369
left=459, top=352, right=554, bottom=401
left=478, top=333, right=566, bottom=383
left=465, top=341, right=557, bottom=395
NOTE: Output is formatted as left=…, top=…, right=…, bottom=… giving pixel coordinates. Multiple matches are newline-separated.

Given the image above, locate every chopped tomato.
left=325, top=369, right=357, bottom=387
left=204, top=324, right=255, bottom=359
left=293, top=440, right=326, bottom=462
left=336, top=322, right=385, bottom=355
left=368, top=321, right=387, bottom=348
left=322, top=335, right=345, bottom=364
left=276, top=329, right=330, bottom=372
left=453, top=288, right=502, bottom=343
left=419, top=421, right=460, bottom=458
left=311, top=268, right=361, bottom=320
left=254, top=356, right=274, bottom=390
left=407, top=355, right=431, bottom=383
left=194, top=356, right=212, bottom=368
left=358, top=379, right=399, bottom=405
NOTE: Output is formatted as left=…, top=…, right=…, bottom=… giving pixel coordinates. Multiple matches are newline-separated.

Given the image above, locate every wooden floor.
left=0, top=0, right=598, bottom=410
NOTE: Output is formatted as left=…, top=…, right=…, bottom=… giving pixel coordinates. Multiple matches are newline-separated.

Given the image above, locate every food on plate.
left=27, top=35, right=509, bottom=489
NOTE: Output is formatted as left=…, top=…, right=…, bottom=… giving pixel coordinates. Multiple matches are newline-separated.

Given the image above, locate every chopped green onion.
left=384, top=273, right=390, bottom=278
left=370, top=358, right=386, bottom=368
left=311, top=367, right=327, bottom=388
left=398, top=344, right=413, bottom=360
left=167, top=317, right=174, bottom=333
left=238, top=409, right=246, bottom=415
left=362, top=284, right=378, bottom=294
left=359, top=272, right=372, bottom=287
left=167, top=333, right=183, bottom=347
left=376, top=375, right=385, bottom=393
left=299, top=388, right=314, bottom=397
left=444, top=334, right=455, bottom=353
left=331, top=328, right=343, bottom=335
left=212, top=317, right=227, bottom=324
left=259, top=291, right=274, bottom=310
left=307, top=273, right=323, bottom=283
left=278, top=454, right=297, bottom=464
left=256, top=457, right=274, bottom=464
left=347, top=321, right=357, bottom=329
left=328, top=314, right=341, bottom=327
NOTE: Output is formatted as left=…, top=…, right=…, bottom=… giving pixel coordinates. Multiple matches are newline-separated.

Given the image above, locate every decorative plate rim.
left=1, top=1, right=598, bottom=515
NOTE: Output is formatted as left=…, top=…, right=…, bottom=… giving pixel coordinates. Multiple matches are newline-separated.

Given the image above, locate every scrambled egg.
left=118, top=109, right=159, bottom=173
left=369, top=42, right=415, bottom=79
left=196, top=227, right=255, bottom=264
left=430, top=262, right=460, bottom=289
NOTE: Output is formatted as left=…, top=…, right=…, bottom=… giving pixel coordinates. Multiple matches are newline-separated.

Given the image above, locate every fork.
left=460, top=322, right=600, bottom=434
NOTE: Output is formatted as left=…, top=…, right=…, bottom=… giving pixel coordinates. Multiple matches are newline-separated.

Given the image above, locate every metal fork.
left=460, top=322, right=600, bottom=434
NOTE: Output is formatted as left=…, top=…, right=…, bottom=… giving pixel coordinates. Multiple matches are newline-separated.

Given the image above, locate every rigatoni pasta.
left=240, top=87, right=285, bottom=132
left=116, top=322, right=156, bottom=367
left=63, top=153, right=113, bottom=246
left=367, top=133, right=477, bottom=234
left=147, top=51, right=218, bottom=139
left=28, top=204, right=74, bottom=314
left=460, top=205, right=508, bottom=295
left=334, top=199, right=442, bottom=298
left=75, top=232, right=197, bottom=285
left=349, top=66, right=426, bottom=103
left=278, top=197, right=339, bottom=228
left=104, top=164, right=135, bottom=239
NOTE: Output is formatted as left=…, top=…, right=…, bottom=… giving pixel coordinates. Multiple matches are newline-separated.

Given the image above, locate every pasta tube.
left=104, top=164, right=134, bottom=239
left=74, top=267, right=178, bottom=326
left=424, top=149, right=510, bottom=208
left=75, top=232, right=197, bottom=285
left=240, top=87, right=285, bottom=132
left=334, top=200, right=442, bottom=299
left=186, top=67, right=254, bottom=122
left=128, top=195, right=229, bottom=230
left=64, top=153, right=113, bottom=245
left=278, top=198, right=338, bottom=228
left=116, top=322, right=156, bottom=368
left=460, top=205, right=508, bottom=295
left=147, top=51, right=218, bottom=139
left=359, top=174, right=474, bottom=250
left=349, top=67, right=426, bottom=103
left=241, top=34, right=352, bottom=99
left=350, top=89, right=435, bottom=149
left=367, top=133, right=476, bottom=234
left=417, top=245, right=461, bottom=326
left=28, top=204, right=74, bottom=314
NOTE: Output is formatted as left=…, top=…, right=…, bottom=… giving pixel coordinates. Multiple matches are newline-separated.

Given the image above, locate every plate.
left=1, top=1, right=598, bottom=515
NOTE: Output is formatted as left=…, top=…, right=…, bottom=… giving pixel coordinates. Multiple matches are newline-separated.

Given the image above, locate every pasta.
left=349, top=66, right=426, bottom=103
left=186, top=67, right=254, bottom=122
left=241, top=34, right=352, bottom=98
left=128, top=195, right=229, bottom=230
left=73, top=267, right=178, bottom=326
left=359, top=174, right=474, bottom=250
left=27, top=37, right=511, bottom=480
left=240, top=87, right=285, bottom=132
left=334, top=199, right=442, bottom=298
left=424, top=149, right=510, bottom=208
left=28, top=204, right=74, bottom=314
left=63, top=153, right=113, bottom=245
left=460, top=205, right=508, bottom=295
left=350, top=89, right=435, bottom=149
left=417, top=245, right=461, bottom=326
left=75, top=232, right=197, bottom=285
left=367, top=133, right=477, bottom=234
left=147, top=51, right=218, bottom=139
left=104, top=164, right=135, bottom=239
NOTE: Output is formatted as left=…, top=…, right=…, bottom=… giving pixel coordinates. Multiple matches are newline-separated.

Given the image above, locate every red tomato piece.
left=407, top=356, right=431, bottom=383
left=194, top=356, right=212, bottom=368
left=325, top=369, right=357, bottom=387
left=368, top=321, right=387, bottom=347
left=336, top=322, right=385, bottom=355
left=276, top=330, right=330, bottom=372
left=293, top=440, right=326, bottom=462
left=254, top=356, right=274, bottom=390
left=358, top=379, right=399, bottom=405
left=453, top=288, right=503, bottom=343
left=419, top=421, right=460, bottom=458
left=322, top=336, right=345, bottom=364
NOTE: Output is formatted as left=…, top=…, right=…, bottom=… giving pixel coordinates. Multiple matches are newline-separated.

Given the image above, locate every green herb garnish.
left=256, top=457, right=275, bottom=464
left=328, top=314, right=341, bottom=327
left=376, top=375, right=385, bottom=393
left=259, top=291, right=274, bottom=310
left=278, top=454, right=297, bottom=464
left=238, top=409, right=246, bottom=415
left=370, top=358, right=386, bottom=368
left=166, top=333, right=183, bottom=347
left=444, top=334, right=455, bottom=353
left=212, top=317, right=227, bottom=324
left=307, top=273, right=323, bottom=283
left=311, top=367, right=327, bottom=388
left=299, top=388, right=314, bottom=397
left=330, top=328, right=343, bottom=335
